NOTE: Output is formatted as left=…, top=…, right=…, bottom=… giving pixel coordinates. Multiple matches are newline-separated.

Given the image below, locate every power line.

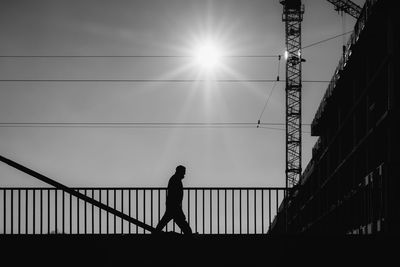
left=257, top=56, right=282, bottom=123
left=0, top=122, right=311, bottom=128
left=0, top=55, right=280, bottom=59
left=258, top=80, right=279, bottom=123
left=302, top=31, right=353, bottom=49
left=0, top=79, right=330, bottom=83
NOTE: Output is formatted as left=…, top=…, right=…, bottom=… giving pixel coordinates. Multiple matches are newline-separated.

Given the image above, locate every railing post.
left=18, top=189, right=21, bottom=234
left=40, top=190, right=43, bottom=234
left=98, top=190, right=101, bottom=234
left=33, top=190, right=35, bottom=234
left=210, top=189, right=212, bottom=234
left=11, top=190, right=13, bottom=234
left=232, top=189, right=234, bottom=234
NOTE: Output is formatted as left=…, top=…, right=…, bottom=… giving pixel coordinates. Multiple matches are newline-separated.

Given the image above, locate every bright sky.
left=0, top=0, right=364, bottom=188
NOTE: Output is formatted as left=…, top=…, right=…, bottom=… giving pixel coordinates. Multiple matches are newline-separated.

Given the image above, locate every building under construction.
left=270, top=0, right=400, bottom=235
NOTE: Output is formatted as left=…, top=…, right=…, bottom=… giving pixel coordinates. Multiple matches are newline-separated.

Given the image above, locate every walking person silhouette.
left=155, top=165, right=192, bottom=234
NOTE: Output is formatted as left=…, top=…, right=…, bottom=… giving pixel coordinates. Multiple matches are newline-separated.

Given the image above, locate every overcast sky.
left=0, top=0, right=365, bottom=188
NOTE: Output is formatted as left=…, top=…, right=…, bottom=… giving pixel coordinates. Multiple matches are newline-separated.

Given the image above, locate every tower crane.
left=280, top=0, right=361, bottom=189
left=326, top=0, right=362, bottom=18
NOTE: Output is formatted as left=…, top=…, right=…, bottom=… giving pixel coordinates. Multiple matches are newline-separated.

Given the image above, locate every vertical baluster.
left=135, top=189, right=138, bottom=234
left=276, top=189, right=279, bottom=222
left=106, top=190, right=109, bottom=234
left=158, top=189, right=160, bottom=225
left=187, top=189, right=190, bottom=228
left=99, top=190, right=102, bottom=234
left=254, top=189, right=257, bottom=234
left=91, top=189, right=95, bottom=233
left=3, top=189, right=6, bottom=234
left=129, top=189, right=131, bottom=234
left=84, top=189, right=87, bottom=234
left=62, top=191, right=65, bottom=234
left=48, top=189, right=50, bottom=234
left=247, top=189, right=249, bottom=234
left=232, top=189, right=234, bottom=234
left=210, top=189, right=212, bottom=234
left=269, top=189, right=272, bottom=231
left=195, top=189, right=197, bottom=234
left=150, top=189, right=153, bottom=228
left=202, top=189, right=205, bottom=234
left=18, top=189, right=21, bottom=234
left=69, top=193, right=72, bottom=234
left=25, top=190, right=28, bottom=234
left=165, top=189, right=168, bottom=232
left=114, top=189, right=116, bottom=234
left=33, top=190, right=35, bottom=234
left=240, top=189, right=242, bottom=234
left=143, top=190, right=146, bottom=234
left=262, top=190, right=264, bottom=234
left=224, top=189, right=227, bottom=234
left=121, top=189, right=124, bottom=233
left=11, top=190, right=13, bottom=234
left=40, top=190, right=43, bottom=234
left=77, top=190, right=80, bottom=234
left=55, top=190, right=58, bottom=234
left=217, top=189, right=220, bottom=234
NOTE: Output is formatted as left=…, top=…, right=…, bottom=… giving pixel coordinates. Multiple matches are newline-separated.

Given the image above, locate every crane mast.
left=280, top=0, right=304, bottom=189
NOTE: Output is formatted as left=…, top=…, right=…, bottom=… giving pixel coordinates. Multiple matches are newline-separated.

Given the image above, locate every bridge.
left=1, top=155, right=287, bottom=235
left=0, top=154, right=394, bottom=266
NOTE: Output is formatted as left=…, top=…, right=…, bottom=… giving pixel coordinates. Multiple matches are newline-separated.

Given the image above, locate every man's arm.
left=167, top=178, right=181, bottom=206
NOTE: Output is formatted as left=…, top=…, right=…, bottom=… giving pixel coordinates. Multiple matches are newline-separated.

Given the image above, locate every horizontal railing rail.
left=0, top=187, right=287, bottom=235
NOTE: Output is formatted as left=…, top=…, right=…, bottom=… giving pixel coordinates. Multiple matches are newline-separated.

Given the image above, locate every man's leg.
left=174, top=209, right=193, bottom=234
left=155, top=210, right=173, bottom=232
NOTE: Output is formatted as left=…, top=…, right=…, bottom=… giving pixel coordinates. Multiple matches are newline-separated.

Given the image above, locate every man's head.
left=175, top=165, right=186, bottom=179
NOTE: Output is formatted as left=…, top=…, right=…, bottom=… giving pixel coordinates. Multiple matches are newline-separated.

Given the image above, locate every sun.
left=192, top=39, right=223, bottom=71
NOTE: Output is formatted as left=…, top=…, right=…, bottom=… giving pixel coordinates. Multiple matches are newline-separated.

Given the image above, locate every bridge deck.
left=0, top=234, right=393, bottom=266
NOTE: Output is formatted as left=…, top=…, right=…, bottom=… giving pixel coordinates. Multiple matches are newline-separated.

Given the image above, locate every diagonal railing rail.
left=0, top=155, right=157, bottom=233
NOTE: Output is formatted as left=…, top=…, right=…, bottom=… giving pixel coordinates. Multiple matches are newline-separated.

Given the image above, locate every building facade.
left=271, top=0, right=400, bottom=235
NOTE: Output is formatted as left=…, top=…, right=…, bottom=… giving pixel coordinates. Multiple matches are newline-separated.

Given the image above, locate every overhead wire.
left=0, top=36, right=345, bottom=134
left=0, top=79, right=329, bottom=83
left=0, top=55, right=280, bottom=59
left=0, top=122, right=311, bottom=129
left=257, top=55, right=281, bottom=127
left=0, top=122, right=280, bottom=128
left=257, top=81, right=279, bottom=125
left=0, top=30, right=354, bottom=60
left=302, top=31, right=353, bottom=50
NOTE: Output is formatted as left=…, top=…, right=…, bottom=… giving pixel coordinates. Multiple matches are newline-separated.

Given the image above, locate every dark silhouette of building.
left=270, top=0, right=400, bottom=235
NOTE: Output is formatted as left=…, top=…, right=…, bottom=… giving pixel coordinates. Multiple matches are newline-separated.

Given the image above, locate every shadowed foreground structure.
left=0, top=234, right=396, bottom=265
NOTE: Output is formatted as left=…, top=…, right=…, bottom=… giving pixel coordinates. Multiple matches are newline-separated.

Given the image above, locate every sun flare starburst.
left=192, top=39, right=223, bottom=71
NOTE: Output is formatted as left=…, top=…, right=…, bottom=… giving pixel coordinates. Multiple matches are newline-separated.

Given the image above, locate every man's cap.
left=176, top=165, right=186, bottom=172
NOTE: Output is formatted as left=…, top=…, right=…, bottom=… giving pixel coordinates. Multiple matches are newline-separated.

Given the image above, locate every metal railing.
left=0, top=187, right=287, bottom=235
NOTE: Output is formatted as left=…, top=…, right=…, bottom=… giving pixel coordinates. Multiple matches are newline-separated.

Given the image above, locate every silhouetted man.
left=155, top=165, right=192, bottom=234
